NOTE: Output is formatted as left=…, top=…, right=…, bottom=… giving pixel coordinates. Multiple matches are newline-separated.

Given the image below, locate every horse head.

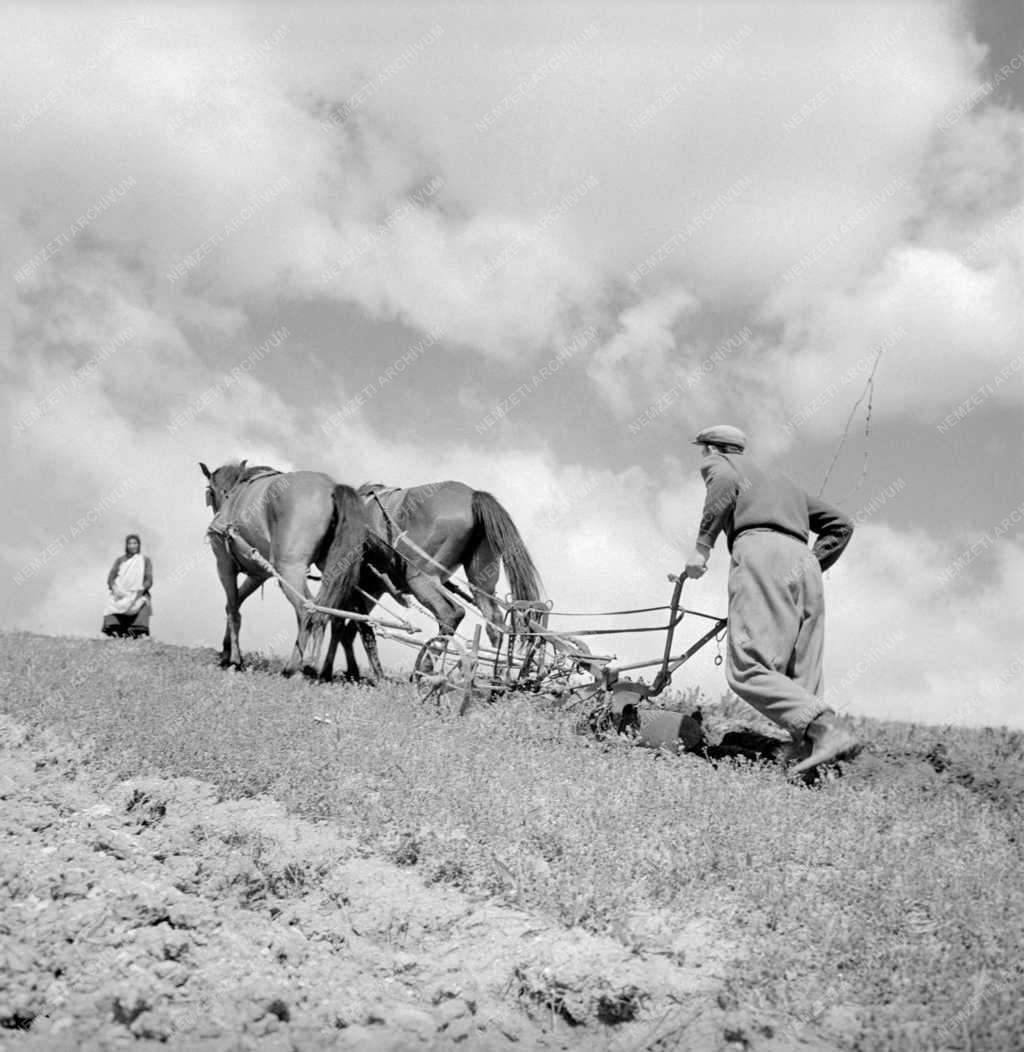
left=199, top=459, right=247, bottom=513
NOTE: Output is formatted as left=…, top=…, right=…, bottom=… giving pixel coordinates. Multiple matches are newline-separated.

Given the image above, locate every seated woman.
left=102, top=534, right=154, bottom=638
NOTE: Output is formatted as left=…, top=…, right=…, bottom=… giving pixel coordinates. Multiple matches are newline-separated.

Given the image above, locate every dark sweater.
left=696, top=452, right=853, bottom=571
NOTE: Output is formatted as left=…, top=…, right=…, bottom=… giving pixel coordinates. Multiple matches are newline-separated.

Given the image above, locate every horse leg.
left=322, top=619, right=381, bottom=684
left=321, top=618, right=360, bottom=683
left=358, top=622, right=384, bottom=681
left=217, top=564, right=243, bottom=670
left=332, top=576, right=385, bottom=682
left=304, top=617, right=328, bottom=678
left=320, top=619, right=343, bottom=683
left=217, top=572, right=265, bottom=660
left=208, top=537, right=246, bottom=669
left=221, top=573, right=267, bottom=659
left=276, top=560, right=319, bottom=677
left=222, top=589, right=242, bottom=669
left=342, top=622, right=361, bottom=682
left=464, top=537, right=504, bottom=648
left=406, top=571, right=465, bottom=636
left=238, top=573, right=268, bottom=605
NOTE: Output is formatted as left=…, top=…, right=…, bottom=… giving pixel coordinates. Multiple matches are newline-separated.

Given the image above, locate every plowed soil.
left=0, top=714, right=800, bottom=1051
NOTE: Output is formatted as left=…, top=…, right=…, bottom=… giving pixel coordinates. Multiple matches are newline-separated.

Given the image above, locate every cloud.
left=756, top=103, right=1024, bottom=444
left=17, top=365, right=1024, bottom=732
left=3, top=1, right=997, bottom=375
left=589, top=288, right=699, bottom=416
left=825, top=521, right=1024, bottom=729
left=3, top=1, right=1023, bottom=731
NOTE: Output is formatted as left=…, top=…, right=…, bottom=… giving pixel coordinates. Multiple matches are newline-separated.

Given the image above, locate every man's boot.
left=789, top=712, right=861, bottom=778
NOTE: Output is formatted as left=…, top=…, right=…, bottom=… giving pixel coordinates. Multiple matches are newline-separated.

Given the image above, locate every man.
left=683, top=424, right=860, bottom=776
left=102, top=533, right=154, bottom=638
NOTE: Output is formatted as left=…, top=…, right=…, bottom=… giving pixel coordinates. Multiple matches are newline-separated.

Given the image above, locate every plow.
left=229, top=531, right=729, bottom=753
left=226, top=523, right=809, bottom=766
left=393, top=571, right=728, bottom=753
left=210, top=468, right=730, bottom=755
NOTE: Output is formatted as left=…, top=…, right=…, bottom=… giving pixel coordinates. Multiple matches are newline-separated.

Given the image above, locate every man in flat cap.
left=684, top=424, right=860, bottom=776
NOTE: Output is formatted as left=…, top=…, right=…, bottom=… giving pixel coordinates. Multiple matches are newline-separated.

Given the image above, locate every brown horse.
left=200, top=460, right=366, bottom=675
left=319, top=480, right=544, bottom=682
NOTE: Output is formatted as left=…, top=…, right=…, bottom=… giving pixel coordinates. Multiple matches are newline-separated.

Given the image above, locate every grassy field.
left=3, top=630, right=1023, bottom=1050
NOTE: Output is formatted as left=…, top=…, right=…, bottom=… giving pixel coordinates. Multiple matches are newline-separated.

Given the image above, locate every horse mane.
left=209, top=461, right=281, bottom=497
left=215, top=461, right=279, bottom=480
left=357, top=482, right=389, bottom=496
left=240, top=464, right=280, bottom=482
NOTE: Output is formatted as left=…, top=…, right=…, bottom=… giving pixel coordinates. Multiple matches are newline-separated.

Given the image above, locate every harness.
left=206, top=469, right=283, bottom=560
left=206, top=472, right=415, bottom=633
left=356, top=483, right=549, bottom=650
left=360, top=483, right=402, bottom=548
left=358, top=483, right=480, bottom=606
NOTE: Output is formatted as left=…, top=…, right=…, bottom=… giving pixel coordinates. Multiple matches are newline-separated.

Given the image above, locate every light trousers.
left=725, top=530, right=831, bottom=740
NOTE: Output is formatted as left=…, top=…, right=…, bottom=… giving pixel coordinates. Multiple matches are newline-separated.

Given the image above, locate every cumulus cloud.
left=825, top=521, right=1024, bottom=729
left=759, top=103, right=1024, bottom=442
left=589, top=288, right=699, bottom=416
left=3, top=1, right=1023, bottom=728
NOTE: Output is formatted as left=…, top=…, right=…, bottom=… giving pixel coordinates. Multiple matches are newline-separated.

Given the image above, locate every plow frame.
left=407, top=573, right=728, bottom=737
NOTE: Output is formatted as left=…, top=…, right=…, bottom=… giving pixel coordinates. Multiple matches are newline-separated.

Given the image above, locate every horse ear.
left=199, top=462, right=211, bottom=479
left=239, top=458, right=248, bottom=471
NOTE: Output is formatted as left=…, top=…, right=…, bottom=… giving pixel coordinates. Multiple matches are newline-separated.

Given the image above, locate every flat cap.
left=693, top=424, right=747, bottom=451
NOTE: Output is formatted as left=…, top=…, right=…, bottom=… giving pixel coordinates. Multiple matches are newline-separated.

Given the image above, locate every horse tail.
left=316, top=485, right=367, bottom=622
left=471, top=490, right=543, bottom=601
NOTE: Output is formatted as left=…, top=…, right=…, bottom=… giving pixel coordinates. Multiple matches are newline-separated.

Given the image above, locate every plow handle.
left=650, top=573, right=685, bottom=697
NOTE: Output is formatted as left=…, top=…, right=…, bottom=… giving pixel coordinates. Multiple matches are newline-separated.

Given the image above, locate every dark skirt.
left=102, top=603, right=152, bottom=638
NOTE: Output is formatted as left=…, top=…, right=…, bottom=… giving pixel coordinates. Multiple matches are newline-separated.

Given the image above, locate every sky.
left=2, top=0, right=1022, bottom=729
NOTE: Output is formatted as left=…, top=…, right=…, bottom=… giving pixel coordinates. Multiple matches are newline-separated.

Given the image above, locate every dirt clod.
left=0, top=712, right=775, bottom=1050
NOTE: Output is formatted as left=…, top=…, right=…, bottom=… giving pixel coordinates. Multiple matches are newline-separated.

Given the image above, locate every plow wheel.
left=412, top=634, right=480, bottom=715
left=517, top=634, right=593, bottom=693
